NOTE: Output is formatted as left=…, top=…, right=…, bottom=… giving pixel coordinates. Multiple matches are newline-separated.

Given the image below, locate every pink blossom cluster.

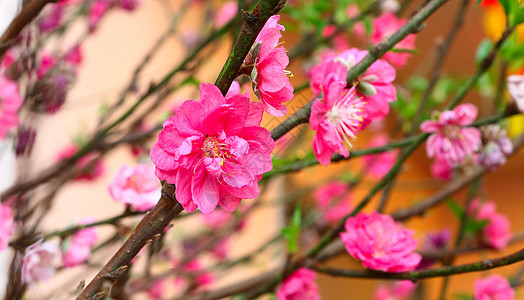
left=340, top=212, right=421, bottom=272
left=246, top=15, right=294, bottom=116
left=62, top=218, right=98, bottom=267
left=109, top=164, right=160, bottom=211
left=474, top=274, right=515, bottom=300
left=276, top=268, right=320, bottom=300
left=421, top=104, right=481, bottom=165
left=468, top=198, right=511, bottom=250
left=374, top=280, right=417, bottom=300
left=21, top=240, right=59, bottom=285
left=371, top=13, right=416, bottom=67
left=312, top=181, right=352, bottom=224
left=310, top=48, right=397, bottom=129
left=151, top=83, right=274, bottom=213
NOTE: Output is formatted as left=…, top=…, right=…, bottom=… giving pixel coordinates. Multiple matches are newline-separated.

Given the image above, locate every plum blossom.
left=340, top=212, right=421, bottom=272
left=474, top=274, right=515, bottom=300
left=468, top=198, right=511, bottom=250
left=309, top=48, right=397, bottom=128
left=371, top=13, right=416, bottom=67
left=362, top=133, right=397, bottom=178
left=478, top=124, right=513, bottom=170
left=374, top=280, right=417, bottom=300
left=21, top=240, right=60, bottom=284
left=312, top=181, right=351, bottom=224
left=276, top=268, right=320, bottom=300
left=421, top=103, right=481, bottom=164
left=507, top=74, right=524, bottom=112
left=0, top=203, right=14, bottom=251
left=310, top=61, right=366, bottom=166
left=150, top=83, right=274, bottom=213
left=245, top=15, right=293, bottom=116
left=56, top=145, right=105, bottom=181
left=62, top=218, right=98, bottom=267
left=108, top=164, right=160, bottom=211
left=430, top=157, right=454, bottom=181
left=215, top=1, right=237, bottom=27
left=0, top=75, right=23, bottom=139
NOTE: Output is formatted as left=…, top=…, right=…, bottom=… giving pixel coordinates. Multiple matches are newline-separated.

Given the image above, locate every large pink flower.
left=62, top=218, right=98, bottom=267
left=310, top=61, right=366, bottom=166
left=474, top=274, right=515, bottom=300
left=247, top=15, right=293, bottom=116
left=371, top=13, right=416, bottom=67
left=150, top=83, right=274, bottom=213
left=310, top=48, right=397, bottom=128
left=0, top=203, right=14, bottom=251
left=313, top=181, right=352, bottom=224
left=362, top=133, right=397, bottom=178
left=21, top=240, right=59, bottom=284
left=276, top=268, right=320, bottom=300
left=420, top=103, right=481, bottom=164
left=108, top=164, right=160, bottom=211
left=0, top=75, right=23, bottom=139
left=340, top=212, right=421, bottom=272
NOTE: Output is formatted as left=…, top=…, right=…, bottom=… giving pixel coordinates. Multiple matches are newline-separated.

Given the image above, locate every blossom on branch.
left=108, top=164, right=160, bottom=211
left=151, top=83, right=274, bottom=213
left=312, top=181, right=352, bottom=225
left=0, top=75, right=23, bottom=139
left=478, top=124, right=513, bottom=170
left=340, top=212, right=421, bottom=272
left=474, top=274, right=515, bottom=300
left=62, top=218, right=98, bottom=267
left=244, top=15, right=294, bottom=117
left=276, top=268, right=320, bottom=300
left=421, top=103, right=481, bottom=164
left=21, top=240, right=59, bottom=285
left=310, top=61, right=365, bottom=166
left=371, top=13, right=416, bottom=67
left=468, top=198, right=512, bottom=250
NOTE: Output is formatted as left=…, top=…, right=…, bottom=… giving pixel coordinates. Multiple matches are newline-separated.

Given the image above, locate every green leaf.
left=454, top=293, right=474, bottom=300
left=475, top=39, right=493, bottom=66
left=498, top=0, right=513, bottom=17
left=281, top=204, right=302, bottom=254
left=445, top=199, right=464, bottom=219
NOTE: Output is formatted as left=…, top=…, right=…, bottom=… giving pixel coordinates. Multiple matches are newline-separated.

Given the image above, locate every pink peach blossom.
left=62, top=218, right=98, bottom=267
left=276, top=268, right=320, bottom=300
left=0, top=203, right=14, bottom=251
left=248, top=15, right=293, bottom=116
left=341, top=212, right=421, bottom=272
left=430, top=157, right=454, bottom=181
left=21, top=240, right=59, bottom=284
left=469, top=198, right=512, bottom=250
left=420, top=103, right=481, bottom=164
left=150, top=83, right=274, bottom=213
left=371, top=13, right=416, bottom=67
left=0, top=75, right=23, bottom=139
left=507, top=74, right=524, bottom=112
left=215, top=1, right=237, bottom=27
left=362, top=133, right=397, bottom=178
left=313, top=181, right=351, bottom=224
left=374, top=280, right=417, bottom=300
left=310, top=61, right=365, bottom=166
left=108, top=164, right=160, bottom=211
left=478, top=124, right=513, bottom=171
left=309, top=48, right=397, bottom=128
left=474, top=274, right=515, bottom=300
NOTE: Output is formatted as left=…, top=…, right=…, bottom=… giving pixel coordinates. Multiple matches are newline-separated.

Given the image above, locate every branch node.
left=102, top=265, right=129, bottom=283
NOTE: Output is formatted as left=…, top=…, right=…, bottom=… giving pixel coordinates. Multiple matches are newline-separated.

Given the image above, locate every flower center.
left=442, top=125, right=462, bottom=139
left=326, top=91, right=365, bottom=147
left=201, top=136, right=231, bottom=165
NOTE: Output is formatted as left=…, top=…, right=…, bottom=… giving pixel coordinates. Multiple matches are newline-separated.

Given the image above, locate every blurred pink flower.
left=37, top=54, right=56, bottom=78
left=108, top=164, right=160, bottom=211
left=341, top=212, right=421, bottom=272
left=173, top=259, right=214, bottom=289
left=202, top=208, right=233, bottom=229
left=215, top=1, right=237, bottom=27
left=312, top=181, right=351, bottom=224
left=418, top=228, right=450, bottom=269
left=322, top=24, right=349, bottom=52
left=507, top=74, right=524, bottom=112
left=248, top=15, right=293, bottom=116
left=38, top=5, right=63, bottom=33
left=146, top=279, right=165, bottom=300
left=474, top=274, right=515, bottom=300
left=310, top=48, right=397, bottom=128
left=469, top=198, right=512, bottom=250
left=0, top=75, right=23, bottom=139
left=430, top=157, right=454, bottom=181
left=478, top=124, right=513, bottom=171
left=310, top=61, right=365, bottom=166
left=88, top=0, right=111, bottom=32
left=62, top=218, right=97, bottom=267
left=118, top=0, right=140, bottom=11
left=371, top=13, right=416, bottom=67
left=276, top=268, right=320, bottom=300
left=150, top=83, right=274, bottom=213
left=362, top=134, right=397, bottom=178
left=21, top=240, right=59, bottom=284
left=0, top=203, right=14, bottom=251
left=420, top=103, right=481, bottom=164
left=65, top=45, right=83, bottom=68
left=56, top=145, right=105, bottom=181
left=374, top=280, right=417, bottom=300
